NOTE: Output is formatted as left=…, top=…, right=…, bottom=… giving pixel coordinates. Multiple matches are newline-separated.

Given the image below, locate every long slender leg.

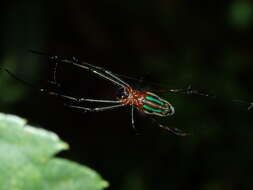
left=131, top=105, right=137, bottom=130
left=49, top=62, right=60, bottom=87
left=65, top=104, right=126, bottom=112
left=85, top=62, right=131, bottom=88
left=158, top=124, right=188, bottom=136
left=53, top=57, right=130, bottom=88
left=30, top=51, right=130, bottom=88
left=232, top=99, right=253, bottom=110
left=171, top=85, right=253, bottom=110
left=41, top=90, right=121, bottom=104
left=151, top=118, right=188, bottom=136
left=169, top=85, right=215, bottom=98
left=71, top=57, right=131, bottom=87
left=3, top=67, right=120, bottom=104
left=248, top=104, right=253, bottom=110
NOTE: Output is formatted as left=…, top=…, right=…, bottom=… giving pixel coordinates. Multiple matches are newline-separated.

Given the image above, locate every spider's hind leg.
left=169, top=85, right=215, bottom=98
left=130, top=106, right=142, bottom=135
left=151, top=118, right=188, bottom=136
left=158, top=124, right=188, bottom=136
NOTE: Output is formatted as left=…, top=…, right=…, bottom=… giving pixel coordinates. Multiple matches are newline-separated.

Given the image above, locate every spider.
left=39, top=55, right=217, bottom=136
left=1, top=54, right=219, bottom=136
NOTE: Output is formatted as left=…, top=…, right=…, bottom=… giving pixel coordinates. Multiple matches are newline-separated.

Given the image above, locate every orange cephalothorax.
left=119, top=88, right=175, bottom=117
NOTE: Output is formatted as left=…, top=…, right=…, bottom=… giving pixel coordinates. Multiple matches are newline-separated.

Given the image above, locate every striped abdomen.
left=141, top=92, right=175, bottom=117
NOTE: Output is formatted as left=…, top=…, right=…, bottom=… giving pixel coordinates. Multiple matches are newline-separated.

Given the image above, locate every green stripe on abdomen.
left=146, top=96, right=164, bottom=105
left=143, top=105, right=162, bottom=113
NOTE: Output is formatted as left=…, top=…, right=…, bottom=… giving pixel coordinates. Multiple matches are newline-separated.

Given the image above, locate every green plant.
left=0, top=113, right=109, bottom=190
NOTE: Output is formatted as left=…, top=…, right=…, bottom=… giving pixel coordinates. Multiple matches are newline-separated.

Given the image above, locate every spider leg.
left=171, top=86, right=253, bottom=111
left=131, top=105, right=137, bottom=130
left=83, top=61, right=131, bottom=88
left=151, top=118, right=188, bottom=136
left=40, top=90, right=121, bottom=104
left=65, top=103, right=126, bottom=112
left=248, top=103, right=253, bottom=110
left=232, top=99, right=253, bottom=110
left=48, top=61, right=60, bottom=87
left=2, top=68, right=120, bottom=104
left=158, top=124, right=188, bottom=136
left=51, top=57, right=130, bottom=88
left=169, top=85, right=215, bottom=98
left=29, top=50, right=130, bottom=88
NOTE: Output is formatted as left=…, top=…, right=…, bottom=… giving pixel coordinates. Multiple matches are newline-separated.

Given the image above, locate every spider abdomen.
left=141, top=92, right=175, bottom=117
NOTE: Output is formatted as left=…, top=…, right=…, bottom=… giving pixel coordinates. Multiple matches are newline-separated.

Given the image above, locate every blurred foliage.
left=228, top=1, right=253, bottom=30
left=0, top=113, right=109, bottom=190
left=0, top=55, right=28, bottom=107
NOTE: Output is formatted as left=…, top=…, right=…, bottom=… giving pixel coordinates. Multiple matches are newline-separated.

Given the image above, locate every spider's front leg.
left=52, top=57, right=130, bottom=88
left=64, top=103, right=126, bottom=113
left=41, top=90, right=122, bottom=104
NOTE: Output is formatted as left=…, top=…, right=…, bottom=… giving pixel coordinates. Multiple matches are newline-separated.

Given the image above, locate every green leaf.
left=0, top=113, right=109, bottom=190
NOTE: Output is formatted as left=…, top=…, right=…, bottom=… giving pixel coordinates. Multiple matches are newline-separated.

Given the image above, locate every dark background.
left=1, top=0, right=253, bottom=189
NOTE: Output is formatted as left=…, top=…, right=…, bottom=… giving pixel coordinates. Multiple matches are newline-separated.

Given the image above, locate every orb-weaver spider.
left=3, top=53, right=245, bottom=136
left=31, top=55, right=214, bottom=136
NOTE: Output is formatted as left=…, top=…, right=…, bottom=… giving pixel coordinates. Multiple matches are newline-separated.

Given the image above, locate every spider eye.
left=116, top=88, right=128, bottom=99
